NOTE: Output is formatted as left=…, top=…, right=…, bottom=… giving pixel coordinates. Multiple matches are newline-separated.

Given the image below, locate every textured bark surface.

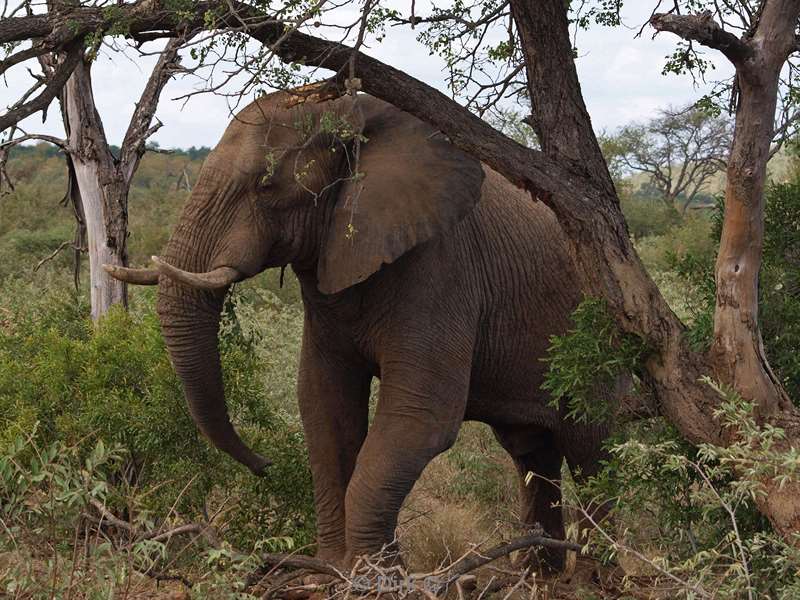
left=62, top=58, right=128, bottom=320
left=651, top=1, right=800, bottom=538
left=504, top=0, right=723, bottom=450
left=708, top=3, right=797, bottom=416
left=54, top=39, right=182, bottom=319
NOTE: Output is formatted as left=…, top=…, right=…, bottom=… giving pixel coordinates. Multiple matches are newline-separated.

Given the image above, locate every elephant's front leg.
left=297, top=329, right=371, bottom=564
left=343, top=353, right=471, bottom=563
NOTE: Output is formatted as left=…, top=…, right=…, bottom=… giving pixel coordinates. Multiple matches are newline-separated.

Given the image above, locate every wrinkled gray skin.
left=134, top=91, right=610, bottom=567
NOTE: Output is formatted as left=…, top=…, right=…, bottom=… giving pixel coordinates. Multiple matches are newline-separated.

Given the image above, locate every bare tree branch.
left=650, top=11, right=753, bottom=65
left=0, top=40, right=82, bottom=132
left=119, top=35, right=190, bottom=182
left=0, top=13, right=51, bottom=44
left=87, top=497, right=221, bottom=547
left=0, top=1, right=274, bottom=46
left=442, top=535, right=583, bottom=581
left=770, top=107, right=800, bottom=159
left=33, top=240, right=82, bottom=272
left=1, top=2, right=549, bottom=196
left=0, top=132, right=68, bottom=150
left=0, top=42, right=49, bottom=77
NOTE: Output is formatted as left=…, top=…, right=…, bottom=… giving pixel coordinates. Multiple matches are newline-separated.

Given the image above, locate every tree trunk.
left=507, top=0, right=800, bottom=538
left=62, top=57, right=128, bottom=320
left=710, top=40, right=792, bottom=417
left=56, top=37, right=182, bottom=320
left=508, top=0, right=721, bottom=431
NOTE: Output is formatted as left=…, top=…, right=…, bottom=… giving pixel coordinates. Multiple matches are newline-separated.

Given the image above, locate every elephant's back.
left=458, top=166, right=583, bottom=426
left=470, top=165, right=580, bottom=312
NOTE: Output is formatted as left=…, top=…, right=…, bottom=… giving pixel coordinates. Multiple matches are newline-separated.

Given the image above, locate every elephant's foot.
left=513, top=544, right=566, bottom=576
left=314, top=543, right=347, bottom=566
left=299, top=546, right=347, bottom=590
left=343, top=537, right=403, bottom=570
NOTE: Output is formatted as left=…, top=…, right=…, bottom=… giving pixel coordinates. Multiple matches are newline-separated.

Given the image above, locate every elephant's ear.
left=317, top=99, right=484, bottom=294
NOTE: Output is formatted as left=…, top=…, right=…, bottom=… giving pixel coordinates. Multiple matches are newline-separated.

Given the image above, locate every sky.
left=1, top=2, right=733, bottom=149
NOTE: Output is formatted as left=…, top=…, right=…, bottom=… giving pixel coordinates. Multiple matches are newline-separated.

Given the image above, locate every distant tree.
left=604, top=106, right=732, bottom=214
left=185, top=146, right=212, bottom=161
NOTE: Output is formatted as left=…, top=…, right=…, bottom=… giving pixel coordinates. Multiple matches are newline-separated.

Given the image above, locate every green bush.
left=578, top=380, right=800, bottom=598
left=445, top=422, right=513, bottom=505
left=542, top=297, right=647, bottom=423
left=0, top=283, right=314, bottom=550
left=634, top=212, right=716, bottom=273
left=621, top=196, right=682, bottom=240
left=0, top=428, right=297, bottom=599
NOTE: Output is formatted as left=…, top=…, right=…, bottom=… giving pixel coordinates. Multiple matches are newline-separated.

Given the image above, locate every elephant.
left=107, top=89, right=610, bottom=569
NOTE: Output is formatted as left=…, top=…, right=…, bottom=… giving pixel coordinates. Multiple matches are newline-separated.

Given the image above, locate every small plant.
left=542, top=297, right=647, bottom=423
left=0, top=427, right=310, bottom=598
left=0, top=284, right=315, bottom=552
left=0, top=430, right=138, bottom=597
left=572, top=379, right=800, bottom=599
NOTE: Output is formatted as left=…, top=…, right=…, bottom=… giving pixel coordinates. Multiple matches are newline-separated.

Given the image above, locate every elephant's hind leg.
left=343, top=346, right=472, bottom=564
left=297, top=327, right=371, bottom=565
left=493, top=426, right=566, bottom=570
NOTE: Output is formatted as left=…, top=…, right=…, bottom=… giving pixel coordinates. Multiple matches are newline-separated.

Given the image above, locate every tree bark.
left=55, top=38, right=183, bottom=320
left=506, top=0, right=724, bottom=439
left=709, top=6, right=796, bottom=417
left=62, top=57, right=128, bottom=319
left=650, top=1, right=800, bottom=539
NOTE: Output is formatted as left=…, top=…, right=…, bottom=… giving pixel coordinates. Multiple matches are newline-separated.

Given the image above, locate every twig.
left=0, top=39, right=83, bottom=131
left=258, top=534, right=584, bottom=598
left=33, top=240, right=81, bottom=272
left=0, top=132, right=69, bottom=151
left=443, top=535, right=582, bottom=582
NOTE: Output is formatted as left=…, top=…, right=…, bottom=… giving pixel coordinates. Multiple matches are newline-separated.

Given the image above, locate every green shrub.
left=542, top=297, right=647, bottom=423
left=0, top=429, right=297, bottom=599
left=0, top=283, right=314, bottom=550
left=445, top=422, right=513, bottom=505
left=577, top=380, right=800, bottom=598
left=634, top=212, right=716, bottom=273
left=621, top=196, right=682, bottom=240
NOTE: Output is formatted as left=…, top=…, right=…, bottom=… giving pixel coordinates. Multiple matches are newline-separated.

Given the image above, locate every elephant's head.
left=106, top=90, right=484, bottom=475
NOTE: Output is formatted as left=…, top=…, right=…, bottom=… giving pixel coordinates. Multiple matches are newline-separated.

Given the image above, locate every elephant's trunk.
left=155, top=181, right=270, bottom=476
left=157, top=292, right=271, bottom=476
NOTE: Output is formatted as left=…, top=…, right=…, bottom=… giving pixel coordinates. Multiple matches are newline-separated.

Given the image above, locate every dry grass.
left=400, top=422, right=518, bottom=574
